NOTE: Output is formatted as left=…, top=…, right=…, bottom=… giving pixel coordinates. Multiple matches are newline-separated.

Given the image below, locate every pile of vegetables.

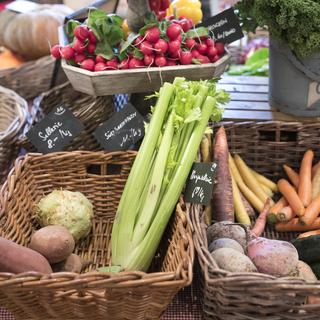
left=51, top=9, right=225, bottom=72
left=236, top=0, right=320, bottom=57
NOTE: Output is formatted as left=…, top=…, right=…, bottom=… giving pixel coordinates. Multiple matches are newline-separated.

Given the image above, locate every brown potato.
left=51, top=254, right=84, bottom=273
left=29, top=226, right=75, bottom=264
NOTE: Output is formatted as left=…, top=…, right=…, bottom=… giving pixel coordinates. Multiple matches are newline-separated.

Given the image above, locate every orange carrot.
left=299, top=194, right=320, bottom=226
left=268, top=197, right=288, bottom=224
left=278, top=179, right=305, bottom=216
left=298, top=150, right=314, bottom=207
left=298, top=229, right=320, bottom=239
left=276, top=217, right=320, bottom=232
left=251, top=198, right=271, bottom=237
left=283, top=164, right=299, bottom=188
left=276, top=206, right=294, bottom=222
left=312, top=161, right=320, bottom=179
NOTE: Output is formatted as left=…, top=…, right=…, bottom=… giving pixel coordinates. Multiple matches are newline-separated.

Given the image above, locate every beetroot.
left=50, top=45, right=61, bottom=59
left=61, top=46, right=75, bottom=60
left=74, top=26, right=89, bottom=41
left=80, top=58, right=95, bottom=71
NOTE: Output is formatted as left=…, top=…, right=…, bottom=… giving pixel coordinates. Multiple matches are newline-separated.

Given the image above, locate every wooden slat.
left=225, top=101, right=272, bottom=111
left=218, top=76, right=268, bottom=85
left=217, top=84, right=268, bottom=94
left=229, top=92, right=268, bottom=102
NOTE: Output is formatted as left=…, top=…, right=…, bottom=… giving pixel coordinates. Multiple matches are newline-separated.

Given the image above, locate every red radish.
left=154, top=39, right=168, bottom=54
left=106, top=59, right=118, bottom=69
left=167, top=15, right=175, bottom=20
left=94, top=62, right=107, bottom=71
left=80, top=58, right=95, bottom=71
left=74, top=25, right=89, bottom=41
left=191, top=49, right=200, bottom=58
left=96, top=55, right=106, bottom=63
left=197, top=55, right=210, bottom=64
left=87, top=43, right=96, bottom=54
left=61, top=46, right=75, bottom=60
left=73, top=39, right=87, bottom=54
left=119, top=58, right=129, bottom=69
left=180, top=51, right=192, bottom=65
left=197, top=43, right=207, bottom=55
left=144, top=54, right=154, bottom=66
left=129, top=58, right=144, bottom=68
left=185, top=38, right=196, bottom=50
left=166, top=59, right=177, bottom=66
left=169, top=48, right=182, bottom=59
left=206, top=38, right=215, bottom=47
left=140, top=41, right=153, bottom=55
left=145, top=27, right=160, bottom=43
left=50, top=45, right=61, bottom=59
left=168, top=39, right=181, bottom=53
left=178, top=18, right=193, bottom=32
left=166, top=24, right=182, bottom=40
left=211, top=55, right=220, bottom=62
left=154, top=55, right=166, bottom=67
left=75, top=54, right=86, bottom=64
left=88, top=30, right=97, bottom=44
left=176, top=34, right=183, bottom=43
left=207, top=46, right=218, bottom=58
left=133, top=36, right=144, bottom=47
left=216, top=43, right=225, bottom=55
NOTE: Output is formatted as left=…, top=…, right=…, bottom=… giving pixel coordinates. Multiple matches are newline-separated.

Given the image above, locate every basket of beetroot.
left=53, top=8, right=230, bottom=96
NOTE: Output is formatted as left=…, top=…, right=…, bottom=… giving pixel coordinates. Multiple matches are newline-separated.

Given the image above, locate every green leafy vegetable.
left=186, top=27, right=209, bottom=39
left=65, top=20, right=80, bottom=40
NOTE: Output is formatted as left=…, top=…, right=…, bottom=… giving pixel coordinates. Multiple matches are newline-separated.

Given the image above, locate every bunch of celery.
left=111, top=77, right=229, bottom=271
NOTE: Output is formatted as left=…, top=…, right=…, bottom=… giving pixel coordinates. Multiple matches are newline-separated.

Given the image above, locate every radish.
left=166, top=24, right=182, bottom=40
left=87, top=43, right=96, bottom=54
left=166, top=59, right=177, bottom=66
left=168, top=39, right=181, bottom=53
left=154, top=55, right=166, bottom=67
left=74, top=26, right=89, bottom=41
left=119, top=58, right=129, bottom=69
left=133, top=36, right=144, bottom=47
left=180, top=51, right=192, bottom=65
left=94, top=62, right=107, bottom=72
left=75, top=54, right=86, bottom=64
left=191, top=49, right=200, bottom=58
left=176, top=34, right=183, bottom=43
left=61, top=46, right=75, bottom=60
left=185, top=38, right=196, bottom=50
left=88, top=30, right=97, bottom=44
left=50, top=45, right=61, bottom=59
left=206, top=38, right=215, bottom=47
left=143, top=54, right=155, bottom=66
left=154, top=39, right=168, bottom=54
left=80, top=58, right=95, bottom=71
left=145, top=27, right=160, bottom=43
left=169, top=48, right=182, bottom=59
left=216, top=43, right=225, bottom=55
left=197, top=43, right=208, bottom=55
left=73, top=39, right=87, bottom=54
left=207, top=46, right=218, bottom=58
left=178, top=18, right=193, bottom=32
left=96, top=55, right=106, bottom=63
left=129, top=58, right=144, bottom=68
left=140, top=41, right=153, bottom=55
left=211, top=55, right=220, bottom=63
left=106, top=59, right=118, bottom=69
left=197, top=55, right=210, bottom=64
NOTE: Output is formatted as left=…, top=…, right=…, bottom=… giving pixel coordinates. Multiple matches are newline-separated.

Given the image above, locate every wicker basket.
left=190, top=120, right=320, bottom=320
left=20, top=81, right=114, bottom=152
left=0, top=86, right=28, bottom=184
left=0, top=150, right=193, bottom=320
left=0, top=56, right=65, bottom=100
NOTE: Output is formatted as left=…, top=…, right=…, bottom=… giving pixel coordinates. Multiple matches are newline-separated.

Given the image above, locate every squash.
left=292, top=235, right=320, bottom=264
left=0, top=48, right=25, bottom=70
left=0, top=4, right=73, bottom=61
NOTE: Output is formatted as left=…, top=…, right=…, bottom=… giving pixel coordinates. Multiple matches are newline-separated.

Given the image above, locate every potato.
left=211, top=248, right=257, bottom=272
left=52, top=254, right=84, bottom=273
left=208, top=238, right=244, bottom=254
left=29, top=226, right=75, bottom=264
left=207, top=221, right=247, bottom=248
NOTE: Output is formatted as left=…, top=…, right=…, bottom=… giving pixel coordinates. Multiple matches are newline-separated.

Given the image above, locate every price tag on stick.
left=26, top=106, right=84, bottom=154
left=201, top=7, right=244, bottom=44
left=185, top=162, right=217, bottom=206
left=94, top=103, right=145, bottom=152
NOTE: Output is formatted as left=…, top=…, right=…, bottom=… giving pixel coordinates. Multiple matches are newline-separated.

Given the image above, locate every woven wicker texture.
left=0, top=151, right=193, bottom=320
left=191, top=121, right=320, bottom=320
left=0, top=56, right=62, bottom=100
left=0, top=86, right=28, bottom=184
left=20, top=82, right=115, bottom=152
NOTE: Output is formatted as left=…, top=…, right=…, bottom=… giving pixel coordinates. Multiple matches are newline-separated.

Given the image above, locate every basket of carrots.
left=190, top=120, right=320, bottom=320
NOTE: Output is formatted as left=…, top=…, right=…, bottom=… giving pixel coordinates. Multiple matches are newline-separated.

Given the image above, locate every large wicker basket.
left=191, top=121, right=320, bottom=319
left=0, top=150, right=193, bottom=320
left=20, top=81, right=114, bottom=152
left=0, top=86, right=28, bottom=184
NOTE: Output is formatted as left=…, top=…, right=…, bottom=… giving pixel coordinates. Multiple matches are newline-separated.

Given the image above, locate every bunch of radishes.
left=51, top=17, right=225, bottom=72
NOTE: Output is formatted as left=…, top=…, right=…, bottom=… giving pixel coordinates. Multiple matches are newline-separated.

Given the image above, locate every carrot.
left=298, top=229, right=320, bottom=239
left=268, top=197, right=288, bottom=224
left=283, top=164, right=300, bottom=188
left=251, top=169, right=278, bottom=192
left=276, top=217, right=320, bottom=232
left=251, top=198, right=271, bottom=237
left=212, top=127, right=234, bottom=222
left=299, top=194, right=320, bottom=226
left=276, top=206, right=294, bottom=222
left=312, top=161, right=320, bottom=179
left=240, top=190, right=255, bottom=218
left=260, top=184, right=273, bottom=197
left=312, top=167, right=320, bottom=200
left=298, top=150, right=314, bottom=207
left=278, top=179, right=305, bottom=216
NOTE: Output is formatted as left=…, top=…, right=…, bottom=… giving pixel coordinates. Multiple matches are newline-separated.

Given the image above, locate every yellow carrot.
left=251, top=169, right=278, bottom=192
left=261, top=184, right=273, bottom=197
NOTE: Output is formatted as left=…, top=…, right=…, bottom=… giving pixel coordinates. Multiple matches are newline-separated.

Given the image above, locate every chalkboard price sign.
left=94, top=103, right=145, bottom=152
left=201, top=7, right=244, bottom=44
left=26, top=106, right=84, bottom=154
left=185, top=162, right=217, bottom=206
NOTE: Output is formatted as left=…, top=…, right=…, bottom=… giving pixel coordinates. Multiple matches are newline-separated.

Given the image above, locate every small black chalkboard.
left=185, top=162, right=217, bottom=206
left=94, top=103, right=145, bottom=152
left=26, top=106, right=84, bottom=154
left=201, top=7, right=244, bottom=44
